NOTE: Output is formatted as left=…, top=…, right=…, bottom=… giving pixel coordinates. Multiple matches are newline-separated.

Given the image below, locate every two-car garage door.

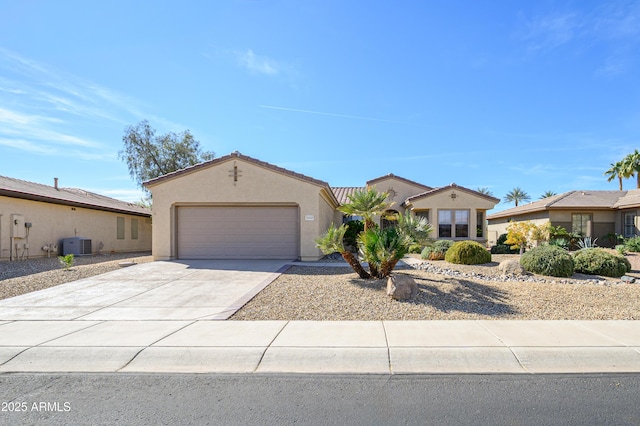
left=176, top=206, right=299, bottom=259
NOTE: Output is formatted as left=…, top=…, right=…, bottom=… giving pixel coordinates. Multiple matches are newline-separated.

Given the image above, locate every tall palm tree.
left=476, top=187, right=494, bottom=197
left=540, top=191, right=557, bottom=199
left=604, top=161, right=626, bottom=190
left=338, top=187, right=391, bottom=232
left=503, top=187, right=531, bottom=207
left=623, top=150, right=640, bottom=188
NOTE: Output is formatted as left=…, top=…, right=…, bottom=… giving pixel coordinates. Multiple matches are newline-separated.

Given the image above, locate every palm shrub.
left=520, top=245, right=574, bottom=277
left=421, top=239, right=455, bottom=260
left=572, top=248, right=631, bottom=278
left=445, top=240, right=491, bottom=265
left=315, top=224, right=370, bottom=279
left=338, top=187, right=390, bottom=232
left=358, top=227, right=413, bottom=278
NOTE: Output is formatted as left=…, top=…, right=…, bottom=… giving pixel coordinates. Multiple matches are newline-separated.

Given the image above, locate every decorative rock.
left=387, top=274, right=418, bottom=300
left=621, top=275, right=636, bottom=284
left=498, top=259, right=526, bottom=276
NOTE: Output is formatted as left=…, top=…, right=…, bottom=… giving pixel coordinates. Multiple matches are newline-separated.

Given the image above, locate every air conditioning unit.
left=62, top=237, right=92, bottom=256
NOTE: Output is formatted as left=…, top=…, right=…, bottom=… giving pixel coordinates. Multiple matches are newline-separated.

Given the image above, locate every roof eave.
left=0, top=189, right=151, bottom=217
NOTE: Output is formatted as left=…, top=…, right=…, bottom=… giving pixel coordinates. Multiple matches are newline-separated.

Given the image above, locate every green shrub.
left=616, top=244, right=627, bottom=255
left=548, top=237, right=569, bottom=250
left=445, top=240, right=491, bottom=265
left=421, top=239, right=455, bottom=260
left=520, top=245, right=574, bottom=277
left=573, top=248, right=631, bottom=278
left=491, top=233, right=519, bottom=254
left=624, top=236, right=640, bottom=253
left=490, top=244, right=519, bottom=254
left=58, top=254, right=75, bottom=270
left=343, top=220, right=363, bottom=250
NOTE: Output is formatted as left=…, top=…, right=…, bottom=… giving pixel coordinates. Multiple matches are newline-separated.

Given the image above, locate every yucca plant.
left=315, top=223, right=370, bottom=279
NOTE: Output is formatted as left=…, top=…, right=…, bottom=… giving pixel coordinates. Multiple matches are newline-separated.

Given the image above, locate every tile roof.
left=614, top=189, right=640, bottom=209
left=405, top=183, right=500, bottom=204
left=366, top=173, right=432, bottom=191
left=331, top=187, right=365, bottom=205
left=487, top=190, right=629, bottom=220
left=0, top=175, right=150, bottom=216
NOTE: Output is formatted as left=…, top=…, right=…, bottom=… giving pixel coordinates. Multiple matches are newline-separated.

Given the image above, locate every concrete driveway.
left=0, top=260, right=290, bottom=321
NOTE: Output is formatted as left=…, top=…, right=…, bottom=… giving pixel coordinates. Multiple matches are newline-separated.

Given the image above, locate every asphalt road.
left=1, top=373, right=639, bottom=425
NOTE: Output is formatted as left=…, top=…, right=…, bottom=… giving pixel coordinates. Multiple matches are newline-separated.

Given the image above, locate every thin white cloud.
left=517, top=1, right=640, bottom=73
left=0, top=48, right=186, bottom=163
left=0, top=138, right=57, bottom=155
left=238, top=49, right=279, bottom=75
left=520, top=12, right=581, bottom=52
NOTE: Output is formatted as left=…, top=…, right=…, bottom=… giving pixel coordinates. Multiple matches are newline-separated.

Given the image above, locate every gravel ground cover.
left=0, top=252, right=152, bottom=300
left=231, top=254, right=640, bottom=321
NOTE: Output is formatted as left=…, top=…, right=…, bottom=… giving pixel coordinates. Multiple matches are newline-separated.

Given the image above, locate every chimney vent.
left=54, top=177, right=59, bottom=190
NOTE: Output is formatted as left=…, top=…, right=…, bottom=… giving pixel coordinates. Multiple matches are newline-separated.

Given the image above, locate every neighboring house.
left=487, top=190, right=640, bottom=247
left=145, top=152, right=499, bottom=261
left=0, top=176, right=152, bottom=261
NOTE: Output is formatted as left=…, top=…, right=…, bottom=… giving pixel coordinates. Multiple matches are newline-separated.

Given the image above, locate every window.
left=117, top=217, right=125, bottom=240
left=455, top=210, right=469, bottom=237
left=438, top=209, right=469, bottom=238
left=415, top=210, right=430, bottom=223
left=476, top=211, right=484, bottom=238
left=438, top=210, right=452, bottom=238
left=131, top=218, right=139, bottom=240
left=624, top=213, right=636, bottom=238
left=572, top=213, right=592, bottom=237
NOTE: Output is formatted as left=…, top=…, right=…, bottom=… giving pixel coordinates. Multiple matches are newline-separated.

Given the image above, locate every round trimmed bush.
left=520, top=245, right=574, bottom=277
left=445, top=240, right=491, bottom=265
left=421, top=239, right=455, bottom=260
left=573, top=248, right=631, bottom=278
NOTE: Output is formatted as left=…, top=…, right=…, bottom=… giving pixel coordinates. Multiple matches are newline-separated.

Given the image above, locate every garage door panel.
left=177, top=206, right=298, bottom=259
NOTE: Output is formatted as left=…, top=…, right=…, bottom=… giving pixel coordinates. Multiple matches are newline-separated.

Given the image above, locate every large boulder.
left=386, top=274, right=418, bottom=300
left=498, top=259, right=526, bottom=276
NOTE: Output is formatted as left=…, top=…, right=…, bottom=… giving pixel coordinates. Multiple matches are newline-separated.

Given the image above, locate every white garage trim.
left=176, top=205, right=299, bottom=259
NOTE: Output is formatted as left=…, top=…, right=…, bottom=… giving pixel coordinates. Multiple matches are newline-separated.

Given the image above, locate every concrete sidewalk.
left=0, top=320, right=639, bottom=374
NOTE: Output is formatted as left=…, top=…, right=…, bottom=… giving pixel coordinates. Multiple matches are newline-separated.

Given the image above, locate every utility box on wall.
left=11, top=214, right=26, bottom=238
left=62, top=237, right=92, bottom=256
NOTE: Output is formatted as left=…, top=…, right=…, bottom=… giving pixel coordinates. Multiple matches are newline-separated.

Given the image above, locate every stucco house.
left=145, top=152, right=499, bottom=261
left=487, top=190, right=640, bottom=247
left=0, top=176, right=151, bottom=261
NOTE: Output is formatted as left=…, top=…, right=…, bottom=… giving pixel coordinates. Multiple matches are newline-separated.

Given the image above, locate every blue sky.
left=1, top=1, right=639, bottom=212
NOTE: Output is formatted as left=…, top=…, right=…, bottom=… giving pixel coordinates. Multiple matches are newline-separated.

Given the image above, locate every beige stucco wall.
left=368, top=177, right=429, bottom=215
left=147, top=157, right=335, bottom=261
left=0, top=196, right=151, bottom=260
left=407, top=188, right=498, bottom=244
